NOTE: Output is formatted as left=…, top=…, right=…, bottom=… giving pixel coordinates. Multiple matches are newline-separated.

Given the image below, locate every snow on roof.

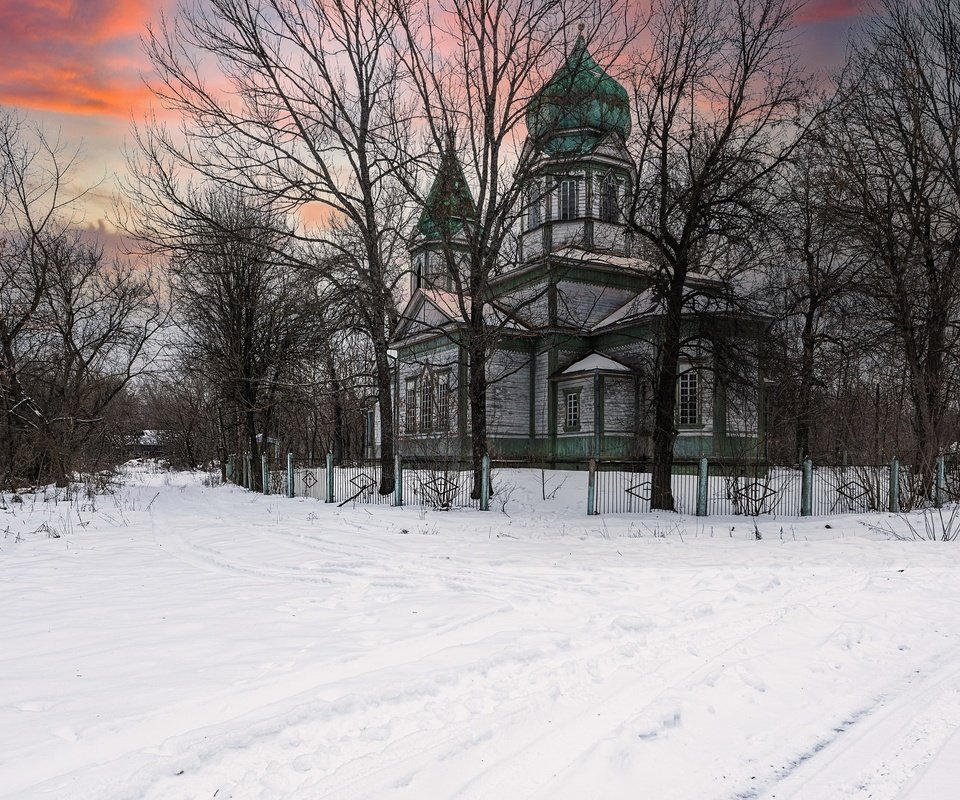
left=562, top=352, right=633, bottom=374
left=591, top=289, right=660, bottom=331
left=552, top=246, right=656, bottom=273
left=551, top=246, right=722, bottom=285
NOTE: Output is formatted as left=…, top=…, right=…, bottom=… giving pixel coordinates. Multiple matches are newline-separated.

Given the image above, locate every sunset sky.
left=0, top=0, right=867, bottom=235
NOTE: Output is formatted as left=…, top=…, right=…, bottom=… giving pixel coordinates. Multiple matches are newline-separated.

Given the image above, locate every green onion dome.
left=527, top=35, right=631, bottom=153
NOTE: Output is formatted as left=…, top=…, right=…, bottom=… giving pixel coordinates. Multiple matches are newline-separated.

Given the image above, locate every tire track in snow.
left=746, top=649, right=960, bottom=799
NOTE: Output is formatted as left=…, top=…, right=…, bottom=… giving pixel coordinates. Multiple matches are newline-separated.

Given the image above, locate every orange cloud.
left=0, top=0, right=165, bottom=117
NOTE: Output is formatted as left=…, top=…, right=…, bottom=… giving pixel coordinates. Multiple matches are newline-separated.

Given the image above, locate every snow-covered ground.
left=3, top=467, right=960, bottom=799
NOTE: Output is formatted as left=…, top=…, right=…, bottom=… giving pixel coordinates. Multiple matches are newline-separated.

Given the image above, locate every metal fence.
left=591, top=458, right=956, bottom=517
left=241, top=455, right=487, bottom=511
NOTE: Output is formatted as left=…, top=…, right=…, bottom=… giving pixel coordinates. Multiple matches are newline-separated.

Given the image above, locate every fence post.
left=393, top=454, right=403, bottom=507
left=587, top=458, right=597, bottom=516
left=935, top=455, right=945, bottom=508
left=801, top=457, right=813, bottom=516
left=244, top=453, right=252, bottom=490
left=261, top=454, right=269, bottom=495
left=889, top=459, right=900, bottom=513
left=225, top=454, right=234, bottom=483
left=696, top=457, right=708, bottom=517
left=325, top=452, right=334, bottom=503
left=480, top=454, right=490, bottom=511
left=287, top=452, right=294, bottom=498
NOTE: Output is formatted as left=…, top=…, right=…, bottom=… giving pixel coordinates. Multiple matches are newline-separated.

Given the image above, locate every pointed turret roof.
left=416, top=133, right=476, bottom=240
left=527, top=33, right=631, bottom=153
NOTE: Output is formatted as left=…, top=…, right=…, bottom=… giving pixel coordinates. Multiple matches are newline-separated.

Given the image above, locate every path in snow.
left=2, top=470, right=960, bottom=799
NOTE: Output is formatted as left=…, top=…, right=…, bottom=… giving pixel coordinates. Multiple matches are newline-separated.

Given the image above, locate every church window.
left=678, top=371, right=700, bottom=425
left=405, top=378, right=417, bottom=432
left=527, top=183, right=541, bottom=229
left=435, top=372, right=452, bottom=430
left=599, top=175, right=618, bottom=223
left=419, top=372, right=434, bottom=431
left=559, top=178, right=579, bottom=220
left=564, top=389, right=581, bottom=430
left=414, top=256, right=424, bottom=290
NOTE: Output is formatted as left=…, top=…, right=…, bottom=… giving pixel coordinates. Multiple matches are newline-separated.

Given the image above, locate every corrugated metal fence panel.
left=332, top=461, right=392, bottom=505
left=596, top=462, right=899, bottom=517
left=293, top=467, right=326, bottom=502
left=403, top=463, right=480, bottom=510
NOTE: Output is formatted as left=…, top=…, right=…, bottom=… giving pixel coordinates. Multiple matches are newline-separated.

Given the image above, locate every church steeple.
left=410, top=132, right=475, bottom=295
left=521, top=32, right=635, bottom=261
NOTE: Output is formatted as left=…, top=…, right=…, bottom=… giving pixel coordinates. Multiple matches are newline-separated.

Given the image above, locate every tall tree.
left=133, top=185, right=320, bottom=491
left=0, top=112, right=163, bottom=487
left=140, top=0, right=416, bottom=492
left=768, top=137, right=859, bottom=461
left=626, top=0, right=810, bottom=509
left=826, top=0, right=960, bottom=488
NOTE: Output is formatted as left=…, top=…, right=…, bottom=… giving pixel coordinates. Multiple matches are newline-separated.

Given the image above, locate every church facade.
left=373, top=37, right=766, bottom=465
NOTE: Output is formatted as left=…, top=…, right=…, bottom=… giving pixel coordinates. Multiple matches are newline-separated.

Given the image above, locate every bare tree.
left=766, top=136, right=860, bottom=461
left=134, top=186, right=321, bottom=490
left=0, top=112, right=163, bottom=488
left=625, top=0, right=810, bottom=509
left=140, top=0, right=416, bottom=492
left=824, top=0, right=960, bottom=488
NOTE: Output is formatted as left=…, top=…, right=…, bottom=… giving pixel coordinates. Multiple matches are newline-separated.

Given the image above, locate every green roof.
left=527, top=36, right=631, bottom=152
left=416, top=142, right=476, bottom=240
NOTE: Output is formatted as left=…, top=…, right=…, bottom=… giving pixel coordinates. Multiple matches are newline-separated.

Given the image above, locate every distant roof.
left=561, top=352, right=633, bottom=374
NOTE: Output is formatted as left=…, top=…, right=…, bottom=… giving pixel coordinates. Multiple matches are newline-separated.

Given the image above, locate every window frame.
left=404, top=378, right=418, bottom=433
left=435, top=370, right=452, bottom=431
left=677, top=370, right=701, bottom=426
left=527, top=182, right=541, bottom=230
left=599, top=174, right=618, bottom=223
left=559, top=178, right=579, bottom=221
left=563, top=388, right=582, bottom=431
left=418, top=371, right=434, bottom=432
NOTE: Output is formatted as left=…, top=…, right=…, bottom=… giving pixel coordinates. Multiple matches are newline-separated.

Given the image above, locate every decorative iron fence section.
left=403, top=461, right=481, bottom=510
left=593, top=463, right=699, bottom=515
left=331, top=460, right=392, bottom=506
left=234, top=454, right=488, bottom=510
left=592, top=459, right=951, bottom=517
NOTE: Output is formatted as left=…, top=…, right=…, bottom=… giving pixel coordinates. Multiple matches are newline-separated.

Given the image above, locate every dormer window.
left=559, top=178, right=579, bottom=220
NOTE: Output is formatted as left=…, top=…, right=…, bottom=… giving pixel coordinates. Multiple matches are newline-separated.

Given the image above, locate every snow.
left=561, top=352, right=632, bottom=373
left=3, top=467, right=960, bottom=799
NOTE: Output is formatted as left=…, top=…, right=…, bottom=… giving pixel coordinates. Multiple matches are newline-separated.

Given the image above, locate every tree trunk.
left=650, top=271, right=686, bottom=511
left=372, top=330, right=395, bottom=494
left=796, top=308, right=816, bottom=461
left=468, top=309, right=488, bottom=499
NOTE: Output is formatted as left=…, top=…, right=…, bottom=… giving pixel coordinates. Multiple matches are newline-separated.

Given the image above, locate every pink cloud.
left=0, top=0, right=165, bottom=116
left=797, top=0, right=865, bottom=24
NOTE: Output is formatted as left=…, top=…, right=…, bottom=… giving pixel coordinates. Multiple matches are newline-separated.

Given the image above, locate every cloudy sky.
left=0, top=0, right=866, bottom=232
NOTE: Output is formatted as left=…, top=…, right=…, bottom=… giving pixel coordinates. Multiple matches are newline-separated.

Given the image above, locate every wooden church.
left=373, top=36, right=766, bottom=465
